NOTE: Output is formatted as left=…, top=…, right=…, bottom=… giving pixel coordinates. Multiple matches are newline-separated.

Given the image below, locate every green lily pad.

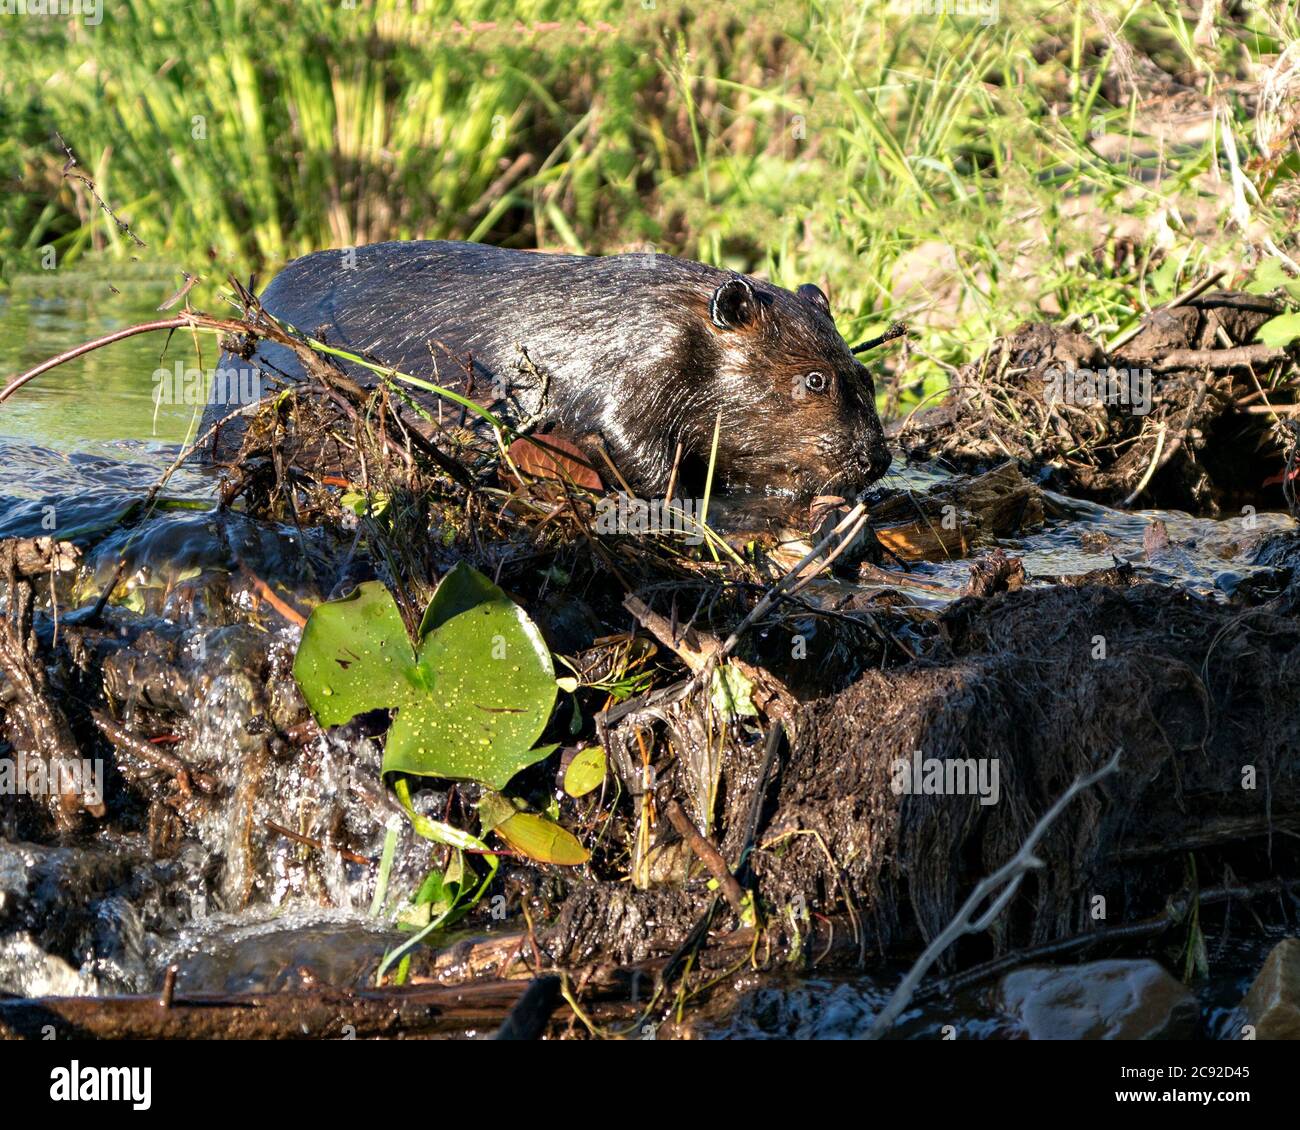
left=418, top=559, right=504, bottom=636
left=293, top=580, right=416, bottom=727
left=292, top=565, right=558, bottom=790
left=563, top=746, right=607, bottom=798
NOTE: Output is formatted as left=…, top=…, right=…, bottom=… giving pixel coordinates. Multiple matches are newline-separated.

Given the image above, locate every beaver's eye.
left=804, top=371, right=829, bottom=394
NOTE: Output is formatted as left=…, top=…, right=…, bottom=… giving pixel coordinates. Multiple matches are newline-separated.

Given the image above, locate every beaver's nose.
left=855, top=440, right=891, bottom=485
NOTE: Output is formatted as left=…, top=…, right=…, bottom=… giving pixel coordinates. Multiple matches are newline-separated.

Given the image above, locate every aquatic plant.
left=293, top=562, right=587, bottom=865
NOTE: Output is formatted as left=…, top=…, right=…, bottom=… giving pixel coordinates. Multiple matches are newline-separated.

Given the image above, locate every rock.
left=0, top=840, right=133, bottom=950
left=995, top=960, right=1198, bottom=1039
left=1241, top=937, right=1300, bottom=1040
left=0, top=933, right=97, bottom=997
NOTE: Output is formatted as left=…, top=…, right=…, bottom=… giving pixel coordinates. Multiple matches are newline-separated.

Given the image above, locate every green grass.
left=3, top=0, right=1299, bottom=410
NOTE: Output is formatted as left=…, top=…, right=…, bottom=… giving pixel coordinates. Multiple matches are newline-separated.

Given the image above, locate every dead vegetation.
left=894, top=287, right=1300, bottom=514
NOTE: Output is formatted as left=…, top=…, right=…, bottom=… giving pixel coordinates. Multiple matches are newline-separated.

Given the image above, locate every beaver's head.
left=692, top=274, right=893, bottom=501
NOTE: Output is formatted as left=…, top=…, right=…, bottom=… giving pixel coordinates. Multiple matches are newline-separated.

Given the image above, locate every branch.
left=864, top=748, right=1122, bottom=1039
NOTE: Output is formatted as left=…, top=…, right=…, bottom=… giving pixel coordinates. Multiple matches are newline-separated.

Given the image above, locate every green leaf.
left=340, top=489, right=389, bottom=518
left=1255, top=312, right=1300, bottom=349
left=377, top=844, right=499, bottom=984
left=1246, top=259, right=1300, bottom=301
left=1147, top=257, right=1179, bottom=302
left=391, top=777, right=495, bottom=852
left=386, top=605, right=557, bottom=789
left=418, top=560, right=502, bottom=636
left=292, top=581, right=416, bottom=727
left=563, top=746, right=606, bottom=798
left=293, top=568, right=558, bottom=791
left=403, top=850, right=474, bottom=927
left=711, top=662, right=759, bottom=717
left=478, top=792, right=589, bottom=865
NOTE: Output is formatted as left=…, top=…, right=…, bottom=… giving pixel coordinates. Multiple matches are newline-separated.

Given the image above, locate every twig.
left=265, top=819, right=371, bottom=867
left=241, top=568, right=309, bottom=627
left=158, top=273, right=202, bottom=311
left=91, top=711, right=218, bottom=795
left=852, top=321, right=908, bottom=355
left=712, top=497, right=870, bottom=666
left=925, top=877, right=1300, bottom=1001
left=864, top=748, right=1122, bottom=1040
left=622, top=594, right=716, bottom=673
left=55, top=130, right=146, bottom=249
left=1120, top=421, right=1167, bottom=507
left=1142, top=344, right=1287, bottom=372
left=0, top=317, right=192, bottom=403
left=1108, top=269, right=1225, bottom=352
left=663, top=799, right=748, bottom=918
left=1241, top=403, right=1300, bottom=415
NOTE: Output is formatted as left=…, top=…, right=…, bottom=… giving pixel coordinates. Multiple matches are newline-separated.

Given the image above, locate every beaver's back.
left=199, top=240, right=728, bottom=449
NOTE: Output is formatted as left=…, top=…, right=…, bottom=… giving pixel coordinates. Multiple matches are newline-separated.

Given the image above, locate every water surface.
left=0, top=267, right=216, bottom=531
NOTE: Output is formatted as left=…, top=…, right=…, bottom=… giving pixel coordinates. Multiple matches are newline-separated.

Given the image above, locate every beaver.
left=200, top=241, right=892, bottom=500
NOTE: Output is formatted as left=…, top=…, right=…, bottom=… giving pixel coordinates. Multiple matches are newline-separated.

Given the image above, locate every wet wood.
left=0, top=981, right=547, bottom=1040
left=0, top=546, right=97, bottom=829
left=409, top=914, right=861, bottom=989
left=0, top=926, right=858, bottom=1039
left=622, top=593, right=794, bottom=717
left=4, top=536, right=81, bottom=578
left=663, top=799, right=748, bottom=918
left=869, top=462, right=1043, bottom=561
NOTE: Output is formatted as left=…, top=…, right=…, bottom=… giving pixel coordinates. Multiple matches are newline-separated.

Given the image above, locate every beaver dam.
left=3, top=282, right=1300, bottom=1040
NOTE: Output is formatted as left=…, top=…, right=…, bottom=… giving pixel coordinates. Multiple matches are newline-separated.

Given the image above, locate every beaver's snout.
left=833, top=432, right=892, bottom=497
left=863, top=441, right=893, bottom=484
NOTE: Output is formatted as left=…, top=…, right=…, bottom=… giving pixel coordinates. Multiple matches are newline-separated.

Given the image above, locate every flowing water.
left=0, top=269, right=1293, bottom=1035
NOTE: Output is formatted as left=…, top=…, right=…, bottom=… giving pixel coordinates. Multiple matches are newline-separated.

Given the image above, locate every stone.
left=996, top=959, right=1198, bottom=1040
left=1241, top=937, right=1300, bottom=1040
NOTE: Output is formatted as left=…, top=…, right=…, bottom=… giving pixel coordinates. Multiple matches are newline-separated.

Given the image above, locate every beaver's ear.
left=710, top=277, right=758, bottom=330
left=798, top=283, right=833, bottom=320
